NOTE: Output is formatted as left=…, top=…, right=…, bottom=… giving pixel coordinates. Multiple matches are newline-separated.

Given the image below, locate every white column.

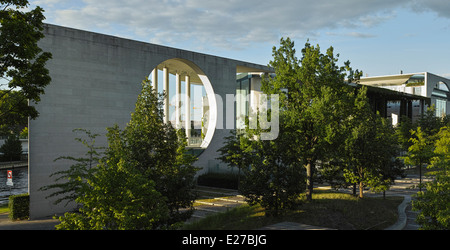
left=185, top=75, right=191, bottom=142
left=175, top=72, right=181, bottom=129
left=163, top=67, right=169, bottom=124
left=151, top=68, right=158, bottom=93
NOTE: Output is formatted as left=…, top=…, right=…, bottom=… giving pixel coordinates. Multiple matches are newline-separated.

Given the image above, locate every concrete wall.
left=29, top=24, right=270, bottom=219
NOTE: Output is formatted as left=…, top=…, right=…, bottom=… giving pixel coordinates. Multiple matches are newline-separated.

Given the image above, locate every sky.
left=28, top=0, right=450, bottom=78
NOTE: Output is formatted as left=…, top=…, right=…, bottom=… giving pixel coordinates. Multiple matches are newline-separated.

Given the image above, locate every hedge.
left=8, top=193, right=29, bottom=221
left=197, top=172, right=240, bottom=190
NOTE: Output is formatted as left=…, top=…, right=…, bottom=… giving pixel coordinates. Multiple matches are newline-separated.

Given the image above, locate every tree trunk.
left=419, top=162, right=422, bottom=192
left=306, top=161, right=314, bottom=201
left=359, top=181, right=364, bottom=199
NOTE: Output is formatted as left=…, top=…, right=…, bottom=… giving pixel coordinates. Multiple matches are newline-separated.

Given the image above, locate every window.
left=437, top=81, right=450, bottom=91
left=436, top=99, right=447, bottom=117
left=236, top=77, right=250, bottom=129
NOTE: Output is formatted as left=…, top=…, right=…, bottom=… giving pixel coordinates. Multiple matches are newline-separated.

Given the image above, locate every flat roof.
left=359, top=72, right=426, bottom=86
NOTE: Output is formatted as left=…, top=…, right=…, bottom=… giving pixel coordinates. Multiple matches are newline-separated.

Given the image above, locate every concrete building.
left=29, top=24, right=447, bottom=219
left=360, top=72, right=450, bottom=125
left=29, top=24, right=272, bottom=219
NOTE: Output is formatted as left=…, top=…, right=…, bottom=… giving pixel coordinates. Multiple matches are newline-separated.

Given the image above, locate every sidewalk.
left=0, top=213, right=59, bottom=230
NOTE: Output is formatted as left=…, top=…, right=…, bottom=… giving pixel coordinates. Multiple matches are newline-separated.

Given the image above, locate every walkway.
left=0, top=213, right=59, bottom=230
left=0, top=161, right=27, bottom=170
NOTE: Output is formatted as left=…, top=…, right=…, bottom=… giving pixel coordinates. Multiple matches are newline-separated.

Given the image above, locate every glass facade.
left=432, top=81, right=449, bottom=118
left=436, top=99, right=447, bottom=117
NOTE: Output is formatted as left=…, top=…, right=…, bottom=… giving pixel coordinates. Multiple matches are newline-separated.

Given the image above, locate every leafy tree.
left=56, top=126, right=170, bottom=230
left=54, top=78, right=198, bottom=229
left=402, top=127, right=435, bottom=192
left=0, top=0, right=52, bottom=126
left=416, top=105, right=442, bottom=138
left=342, top=87, right=402, bottom=198
left=0, top=133, right=22, bottom=161
left=0, top=90, right=31, bottom=133
left=219, top=111, right=305, bottom=217
left=261, top=38, right=361, bottom=201
left=395, top=115, right=414, bottom=152
left=122, top=78, right=198, bottom=226
left=216, top=129, right=249, bottom=190
left=413, top=126, right=450, bottom=230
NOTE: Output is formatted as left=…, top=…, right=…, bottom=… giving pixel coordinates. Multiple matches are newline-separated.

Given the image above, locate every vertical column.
left=185, top=75, right=191, bottom=143
left=151, top=68, right=158, bottom=93
left=163, top=67, right=169, bottom=124
left=175, top=72, right=181, bottom=129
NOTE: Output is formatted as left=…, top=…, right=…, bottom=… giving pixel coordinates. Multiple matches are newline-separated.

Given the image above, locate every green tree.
left=54, top=78, right=198, bottom=229
left=0, top=90, right=31, bottom=133
left=395, top=115, right=414, bottom=152
left=0, top=133, right=22, bottom=161
left=342, top=87, right=402, bottom=198
left=216, top=129, right=250, bottom=190
left=413, top=126, right=450, bottom=230
left=219, top=112, right=305, bottom=217
left=56, top=126, right=170, bottom=230
left=261, top=38, right=361, bottom=201
left=402, top=127, right=435, bottom=192
left=416, top=105, right=442, bottom=138
left=122, top=78, right=198, bottom=226
left=0, top=0, right=52, bottom=126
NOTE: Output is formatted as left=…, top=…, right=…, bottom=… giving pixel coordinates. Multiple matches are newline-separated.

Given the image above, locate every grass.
left=183, top=191, right=404, bottom=230
left=0, top=203, right=8, bottom=214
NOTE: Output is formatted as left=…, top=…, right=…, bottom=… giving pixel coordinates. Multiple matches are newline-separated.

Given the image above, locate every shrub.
left=197, top=172, right=240, bottom=189
left=8, top=193, right=29, bottom=220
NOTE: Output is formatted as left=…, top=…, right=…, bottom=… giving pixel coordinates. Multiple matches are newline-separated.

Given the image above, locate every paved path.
left=187, top=186, right=246, bottom=224
left=0, top=213, right=59, bottom=230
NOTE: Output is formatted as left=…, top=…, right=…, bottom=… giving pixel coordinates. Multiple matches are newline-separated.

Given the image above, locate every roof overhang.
left=359, top=73, right=425, bottom=86
left=356, top=84, right=431, bottom=103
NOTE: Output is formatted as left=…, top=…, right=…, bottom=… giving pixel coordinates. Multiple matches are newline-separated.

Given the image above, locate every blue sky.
left=29, top=0, right=450, bottom=77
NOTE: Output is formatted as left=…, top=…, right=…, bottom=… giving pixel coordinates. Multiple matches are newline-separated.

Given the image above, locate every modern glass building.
left=360, top=72, right=449, bottom=124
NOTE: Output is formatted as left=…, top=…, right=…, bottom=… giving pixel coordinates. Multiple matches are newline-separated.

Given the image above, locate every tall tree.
left=219, top=112, right=305, bottom=217
left=402, top=127, right=435, bottom=192
left=216, top=129, right=251, bottom=190
left=413, top=126, right=450, bottom=230
left=54, top=79, right=198, bottom=229
left=0, top=133, right=22, bottom=161
left=261, top=38, right=361, bottom=201
left=123, top=78, right=198, bottom=226
left=343, top=87, right=403, bottom=198
left=55, top=125, right=170, bottom=230
left=0, top=0, right=52, bottom=126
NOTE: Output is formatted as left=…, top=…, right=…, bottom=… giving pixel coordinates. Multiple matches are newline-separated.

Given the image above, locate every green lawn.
left=183, top=191, right=403, bottom=230
left=0, top=203, right=8, bottom=214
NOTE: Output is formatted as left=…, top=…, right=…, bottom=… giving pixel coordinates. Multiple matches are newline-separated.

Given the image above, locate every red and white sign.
left=6, top=170, right=13, bottom=186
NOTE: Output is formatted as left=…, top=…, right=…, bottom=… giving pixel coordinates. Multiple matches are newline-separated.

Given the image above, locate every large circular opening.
left=148, top=58, right=216, bottom=149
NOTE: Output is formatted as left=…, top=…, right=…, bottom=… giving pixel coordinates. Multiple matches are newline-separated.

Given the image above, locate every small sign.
left=6, top=170, right=13, bottom=186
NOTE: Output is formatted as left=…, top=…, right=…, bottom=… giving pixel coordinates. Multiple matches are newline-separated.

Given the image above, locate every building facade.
left=360, top=72, right=449, bottom=124
left=29, top=24, right=271, bottom=219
